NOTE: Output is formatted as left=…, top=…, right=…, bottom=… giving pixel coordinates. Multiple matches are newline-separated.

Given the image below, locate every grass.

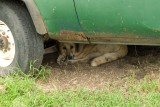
left=1, top=67, right=160, bottom=107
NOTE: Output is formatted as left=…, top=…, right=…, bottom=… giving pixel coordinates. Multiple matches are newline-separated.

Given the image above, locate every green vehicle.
left=0, top=0, right=160, bottom=75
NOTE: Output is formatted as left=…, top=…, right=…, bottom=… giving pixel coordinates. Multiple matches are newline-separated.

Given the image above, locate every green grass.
left=1, top=70, right=160, bottom=107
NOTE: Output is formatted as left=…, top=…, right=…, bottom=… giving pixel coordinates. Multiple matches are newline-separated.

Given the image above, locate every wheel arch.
left=21, top=0, right=48, bottom=35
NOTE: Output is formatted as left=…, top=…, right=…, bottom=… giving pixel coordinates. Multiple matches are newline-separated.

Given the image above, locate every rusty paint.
left=90, top=37, right=160, bottom=44
left=55, top=31, right=88, bottom=42
left=0, top=38, right=2, bottom=49
left=87, top=33, right=144, bottom=38
left=87, top=33, right=160, bottom=45
left=0, top=36, right=9, bottom=52
left=51, top=31, right=160, bottom=45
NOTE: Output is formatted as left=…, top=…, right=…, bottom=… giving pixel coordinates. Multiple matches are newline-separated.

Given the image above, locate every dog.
left=57, top=43, right=128, bottom=66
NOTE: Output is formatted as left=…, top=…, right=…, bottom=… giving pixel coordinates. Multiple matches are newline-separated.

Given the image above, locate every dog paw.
left=91, top=61, right=98, bottom=67
left=57, top=55, right=67, bottom=65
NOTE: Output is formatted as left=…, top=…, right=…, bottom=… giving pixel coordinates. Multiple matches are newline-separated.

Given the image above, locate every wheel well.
left=5, top=0, right=48, bottom=35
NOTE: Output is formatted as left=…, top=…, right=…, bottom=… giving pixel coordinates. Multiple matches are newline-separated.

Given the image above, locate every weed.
left=28, top=60, right=52, bottom=80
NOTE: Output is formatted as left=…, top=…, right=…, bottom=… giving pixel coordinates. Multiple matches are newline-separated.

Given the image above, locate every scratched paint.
left=52, top=7, right=56, bottom=14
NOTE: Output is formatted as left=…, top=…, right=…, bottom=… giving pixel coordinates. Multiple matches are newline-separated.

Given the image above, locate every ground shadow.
left=41, top=45, right=160, bottom=89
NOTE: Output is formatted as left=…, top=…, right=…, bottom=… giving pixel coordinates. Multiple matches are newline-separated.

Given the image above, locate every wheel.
left=0, top=0, right=44, bottom=76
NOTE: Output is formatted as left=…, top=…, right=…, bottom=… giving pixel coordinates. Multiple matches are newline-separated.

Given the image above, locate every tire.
left=0, top=0, right=44, bottom=76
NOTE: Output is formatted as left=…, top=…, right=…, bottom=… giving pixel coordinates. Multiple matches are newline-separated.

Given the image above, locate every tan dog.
left=57, top=43, right=128, bottom=66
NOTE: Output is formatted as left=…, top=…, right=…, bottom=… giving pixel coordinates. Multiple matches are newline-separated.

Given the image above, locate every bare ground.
left=37, top=46, right=160, bottom=91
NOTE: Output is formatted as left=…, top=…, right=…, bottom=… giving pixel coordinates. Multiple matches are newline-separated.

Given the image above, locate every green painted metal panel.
left=34, top=0, right=81, bottom=35
left=33, top=0, right=160, bottom=45
left=75, top=0, right=160, bottom=38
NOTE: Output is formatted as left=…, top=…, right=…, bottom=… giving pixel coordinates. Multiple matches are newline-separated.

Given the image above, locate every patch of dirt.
left=0, top=83, right=5, bottom=93
left=38, top=46, right=160, bottom=91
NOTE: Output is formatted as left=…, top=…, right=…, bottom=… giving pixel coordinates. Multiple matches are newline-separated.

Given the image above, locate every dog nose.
left=67, top=56, right=73, bottom=60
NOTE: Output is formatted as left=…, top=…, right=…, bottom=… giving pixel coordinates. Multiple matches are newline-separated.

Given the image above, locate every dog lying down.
left=57, top=43, right=128, bottom=67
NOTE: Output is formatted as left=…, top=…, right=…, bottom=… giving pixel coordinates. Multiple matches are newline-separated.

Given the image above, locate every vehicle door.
left=74, top=0, right=160, bottom=44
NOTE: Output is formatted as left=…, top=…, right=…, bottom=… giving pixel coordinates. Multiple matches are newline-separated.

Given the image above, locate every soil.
left=38, top=45, right=160, bottom=91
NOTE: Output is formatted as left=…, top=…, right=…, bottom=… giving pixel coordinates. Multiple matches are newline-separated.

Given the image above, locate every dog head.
left=58, top=43, right=77, bottom=60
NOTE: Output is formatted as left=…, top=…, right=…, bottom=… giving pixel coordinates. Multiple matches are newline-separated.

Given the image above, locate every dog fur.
left=57, top=43, right=128, bottom=66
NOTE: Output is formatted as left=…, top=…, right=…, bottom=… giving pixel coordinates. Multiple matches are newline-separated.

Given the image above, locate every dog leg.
left=90, top=53, right=117, bottom=66
left=91, top=46, right=127, bottom=66
left=68, top=52, right=101, bottom=64
left=57, top=54, right=67, bottom=65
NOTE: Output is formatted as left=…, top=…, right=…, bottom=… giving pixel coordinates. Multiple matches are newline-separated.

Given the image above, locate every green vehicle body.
left=28, top=0, right=160, bottom=45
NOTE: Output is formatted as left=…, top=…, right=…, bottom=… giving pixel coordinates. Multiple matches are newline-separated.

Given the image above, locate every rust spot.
left=90, top=35, right=160, bottom=45
left=55, top=31, right=88, bottom=42
left=54, top=31, right=160, bottom=45
left=1, top=36, right=9, bottom=52
left=83, top=33, right=160, bottom=45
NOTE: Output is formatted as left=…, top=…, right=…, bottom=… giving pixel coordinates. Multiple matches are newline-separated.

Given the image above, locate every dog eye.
left=62, top=47, right=66, bottom=50
left=70, top=46, right=74, bottom=49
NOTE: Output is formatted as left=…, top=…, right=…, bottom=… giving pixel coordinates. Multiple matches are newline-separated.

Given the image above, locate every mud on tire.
left=0, top=0, right=44, bottom=76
